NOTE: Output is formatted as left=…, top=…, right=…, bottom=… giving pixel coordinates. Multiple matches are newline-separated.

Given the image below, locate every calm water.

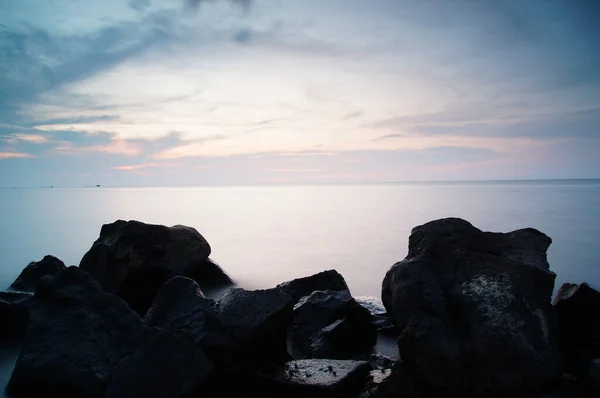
left=1, top=180, right=600, bottom=392
left=1, top=181, right=599, bottom=296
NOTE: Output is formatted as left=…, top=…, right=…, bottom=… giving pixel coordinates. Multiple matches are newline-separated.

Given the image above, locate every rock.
left=278, top=270, right=349, bottom=303
left=291, top=290, right=377, bottom=359
left=9, top=255, right=66, bottom=292
left=355, top=296, right=397, bottom=335
left=79, top=220, right=233, bottom=314
left=252, top=359, right=371, bottom=398
left=358, top=361, right=416, bottom=398
left=381, top=218, right=562, bottom=394
left=553, top=282, right=600, bottom=376
left=6, top=266, right=148, bottom=398
left=589, top=358, right=600, bottom=386
left=216, top=287, right=293, bottom=366
left=144, top=276, right=231, bottom=363
left=0, top=292, right=33, bottom=343
left=105, top=329, right=214, bottom=398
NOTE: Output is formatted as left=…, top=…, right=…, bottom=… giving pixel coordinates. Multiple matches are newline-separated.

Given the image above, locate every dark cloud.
left=185, top=0, right=252, bottom=13
left=233, top=28, right=252, bottom=44
left=129, top=0, right=151, bottom=12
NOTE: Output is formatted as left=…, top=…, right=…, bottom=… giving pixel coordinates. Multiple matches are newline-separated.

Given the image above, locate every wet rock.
left=292, top=290, right=377, bottom=359
left=253, top=358, right=371, bottom=398
left=0, top=292, right=33, bottom=343
left=144, top=276, right=231, bottom=363
left=355, top=296, right=397, bottom=335
left=9, top=255, right=66, bottom=293
left=358, top=361, right=416, bottom=398
left=216, top=287, right=293, bottom=366
left=105, top=330, right=214, bottom=398
left=553, top=282, right=600, bottom=376
left=382, top=218, right=562, bottom=394
left=79, top=220, right=233, bottom=314
left=278, top=270, right=349, bottom=303
left=6, top=266, right=148, bottom=398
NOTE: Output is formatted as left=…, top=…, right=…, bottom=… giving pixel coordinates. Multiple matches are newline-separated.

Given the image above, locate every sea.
left=1, top=180, right=600, bottom=391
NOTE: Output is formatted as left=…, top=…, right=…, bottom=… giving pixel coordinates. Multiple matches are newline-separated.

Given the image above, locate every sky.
left=0, top=0, right=599, bottom=186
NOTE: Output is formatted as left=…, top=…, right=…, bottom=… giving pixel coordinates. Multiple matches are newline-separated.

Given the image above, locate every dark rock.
left=0, top=292, right=33, bottom=343
left=278, top=270, right=349, bottom=303
left=144, top=276, right=231, bottom=363
left=105, top=329, right=214, bottom=398
left=365, top=354, right=395, bottom=370
left=292, top=290, right=377, bottom=359
left=590, top=359, right=600, bottom=387
left=381, top=218, right=562, bottom=394
left=6, top=266, right=148, bottom=398
left=79, top=220, right=233, bottom=314
left=355, top=296, right=398, bottom=335
left=553, top=282, right=600, bottom=376
left=252, top=359, right=371, bottom=398
left=358, top=361, right=416, bottom=398
left=216, top=287, right=293, bottom=367
left=9, top=255, right=66, bottom=293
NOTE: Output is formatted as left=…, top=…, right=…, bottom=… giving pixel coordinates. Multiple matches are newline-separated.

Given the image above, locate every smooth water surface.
left=1, top=180, right=599, bottom=296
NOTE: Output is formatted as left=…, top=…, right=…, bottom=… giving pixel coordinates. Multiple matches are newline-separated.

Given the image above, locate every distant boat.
left=50, top=185, right=53, bottom=188
left=96, top=184, right=101, bottom=187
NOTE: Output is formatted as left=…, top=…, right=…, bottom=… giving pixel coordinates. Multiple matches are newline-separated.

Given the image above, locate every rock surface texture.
left=9, top=255, right=66, bottom=293
left=79, top=220, right=233, bottom=314
left=6, top=266, right=148, bottom=398
left=292, top=290, right=377, bottom=359
left=382, top=217, right=562, bottom=394
left=278, top=270, right=350, bottom=303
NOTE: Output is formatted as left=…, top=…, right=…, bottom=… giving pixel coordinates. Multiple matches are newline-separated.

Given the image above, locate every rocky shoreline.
left=1, top=218, right=599, bottom=397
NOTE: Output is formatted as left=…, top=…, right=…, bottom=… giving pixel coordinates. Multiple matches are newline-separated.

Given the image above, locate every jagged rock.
left=9, top=255, right=66, bottom=293
left=144, top=276, right=231, bottom=363
left=358, top=361, right=416, bottom=398
left=278, top=270, right=349, bottom=303
left=105, top=330, right=214, bottom=398
left=216, top=287, right=293, bottom=366
left=382, top=218, right=562, bottom=394
left=553, top=282, right=600, bottom=376
left=355, top=296, right=397, bottom=335
left=0, top=292, right=33, bottom=343
left=252, top=359, right=371, bottom=398
left=6, top=266, right=148, bottom=398
left=291, top=290, right=377, bottom=359
left=79, top=220, right=233, bottom=314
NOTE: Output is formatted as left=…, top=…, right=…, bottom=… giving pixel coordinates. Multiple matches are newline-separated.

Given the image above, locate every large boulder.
left=79, top=220, right=233, bottom=314
left=105, top=330, right=214, bottom=398
left=381, top=218, right=562, bottom=394
left=9, top=255, right=66, bottom=293
left=355, top=296, right=397, bottom=335
left=6, top=266, right=148, bottom=398
left=215, top=287, right=293, bottom=367
left=0, top=292, right=33, bottom=343
left=144, top=276, right=231, bottom=363
left=252, top=359, right=371, bottom=398
left=553, top=282, right=600, bottom=376
left=291, top=290, right=377, bottom=359
left=278, top=270, right=349, bottom=303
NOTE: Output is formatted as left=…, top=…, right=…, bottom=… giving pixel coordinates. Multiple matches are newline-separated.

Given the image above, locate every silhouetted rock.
left=144, top=276, right=231, bottom=363
left=79, top=220, right=233, bottom=314
left=291, top=290, right=377, bottom=359
left=6, top=266, right=148, bottom=398
left=0, top=291, right=33, bottom=343
left=105, top=330, right=214, bottom=398
left=252, top=359, right=371, bottom=398
left=278, top=270, right=349, bottom=303
left=382, top=218, right=562, bottom=395
left=9, top=255, right=66, bottom=293
left=216, top=287, right=293, bottom=367
left=358, top=361, right=416, bottom=398
left=553, top=282, right=600, bottom=377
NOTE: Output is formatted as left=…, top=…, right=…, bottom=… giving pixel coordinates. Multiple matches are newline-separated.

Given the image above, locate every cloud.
left=185, top=0, right=252, bottom=13
left=53, top=139, right=142, bottom=156
left=2, top=134, right=49, bottom=144
left=129, top=0, right=151, bottom=12
left=373, top=133, right=409, bottom=141
left=0, top=151, right=36, bottom=159
left=112, top=162, right=179, bottom=171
